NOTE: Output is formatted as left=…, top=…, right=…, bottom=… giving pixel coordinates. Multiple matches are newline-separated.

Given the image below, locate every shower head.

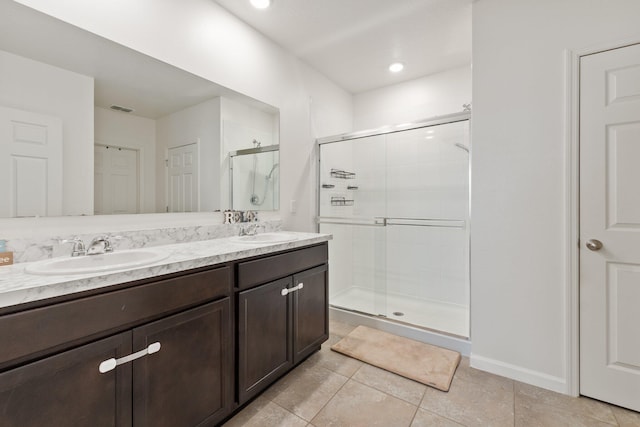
left=454, top=143, right=469, bottom=153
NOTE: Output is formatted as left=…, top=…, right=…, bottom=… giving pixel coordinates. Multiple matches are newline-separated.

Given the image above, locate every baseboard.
left=470, top=354, right=569, bottom=394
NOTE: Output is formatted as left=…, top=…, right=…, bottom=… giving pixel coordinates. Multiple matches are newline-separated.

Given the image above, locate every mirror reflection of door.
left=167, top=143, right=199, bottom=213
left=94, top=144, right=139, bottom=215
left=0, top=106, right=62, bottom=217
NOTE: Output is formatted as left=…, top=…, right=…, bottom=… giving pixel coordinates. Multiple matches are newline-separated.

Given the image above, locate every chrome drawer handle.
left=99, top=342, right=161, bottom=373
left=281, top=283, right=304, bottom=296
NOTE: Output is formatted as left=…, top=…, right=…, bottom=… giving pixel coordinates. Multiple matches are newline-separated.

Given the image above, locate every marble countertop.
left=0, top=232, right=331, bottom=309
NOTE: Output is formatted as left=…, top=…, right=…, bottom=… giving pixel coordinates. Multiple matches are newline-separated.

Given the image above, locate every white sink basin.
left=25, top=249, right=169, bottom=275
left=232, top=233, right=299, bottom=245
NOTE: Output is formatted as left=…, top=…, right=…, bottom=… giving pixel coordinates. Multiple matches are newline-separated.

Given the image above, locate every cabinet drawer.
left=236, top=243, right=328, bottom=290
left=0, top=266, right=231, bottom=370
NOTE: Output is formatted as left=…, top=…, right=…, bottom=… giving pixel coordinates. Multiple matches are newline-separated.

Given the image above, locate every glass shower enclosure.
left=317, top=113, right=470, bottom=338
left=230, top=145, right=280, bottom=211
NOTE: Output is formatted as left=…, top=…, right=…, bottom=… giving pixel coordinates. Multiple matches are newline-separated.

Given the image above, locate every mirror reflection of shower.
left=230, top=142, right=280, bottom=211
left=250, top=140, right=279, bottom=206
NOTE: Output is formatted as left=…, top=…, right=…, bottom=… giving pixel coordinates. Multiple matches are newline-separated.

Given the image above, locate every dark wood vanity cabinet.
left=0, top=241, right=329, bottom=426
left=132, top=299, right=232, bottom=427
left=0, top=266, right=233, bottom=427
left=236, top=244, right=329, bottom=404
left=0, top=332, right=133, bottom=427
left=292, top=264, right=329, bottom=364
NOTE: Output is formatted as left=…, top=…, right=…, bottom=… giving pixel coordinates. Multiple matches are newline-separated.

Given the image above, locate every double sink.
left=24, top=232, right=299, bottom=276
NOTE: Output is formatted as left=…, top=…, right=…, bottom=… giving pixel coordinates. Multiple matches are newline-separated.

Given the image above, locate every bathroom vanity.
left=0, top=233, right=329, bottom=426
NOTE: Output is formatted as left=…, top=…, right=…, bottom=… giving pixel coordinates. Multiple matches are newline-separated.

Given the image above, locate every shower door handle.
left=374, top=217, right=387, bottom=226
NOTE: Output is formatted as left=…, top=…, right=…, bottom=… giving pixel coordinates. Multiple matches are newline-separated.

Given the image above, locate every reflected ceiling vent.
left=110, top=104, right=135, bottom=113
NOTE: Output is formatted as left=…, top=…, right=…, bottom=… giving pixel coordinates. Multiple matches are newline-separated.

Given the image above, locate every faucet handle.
left=61, top=238, right=86, bottom=257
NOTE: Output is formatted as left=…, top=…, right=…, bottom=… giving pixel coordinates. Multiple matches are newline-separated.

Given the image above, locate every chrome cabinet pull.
left=99, top=342, right=161, bottom=373
left=281, top=283, right=304, bottom=296
left=586, top=239, right=603, bottom=251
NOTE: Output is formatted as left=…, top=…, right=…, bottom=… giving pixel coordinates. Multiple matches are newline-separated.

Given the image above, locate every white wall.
left=471, top=0, right=640, bottom=393
left=0, top=49, right=94, bottom=215
left=353, top=66, right=471, bottom=130
left=14, top=0, right=354, bottom=232
left=156, top=98, right=221, bottom=212
left=94, top=107, right=156, bottom=213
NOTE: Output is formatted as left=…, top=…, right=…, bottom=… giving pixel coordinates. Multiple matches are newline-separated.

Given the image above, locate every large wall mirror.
left=0, top=1, right=279, bottom=218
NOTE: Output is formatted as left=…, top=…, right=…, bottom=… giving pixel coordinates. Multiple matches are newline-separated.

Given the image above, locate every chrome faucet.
left=87, top=235, right=114, bottom=255
left=61, top=238, right=86, bottom=257
left=239, top=224, right=259, bottom=236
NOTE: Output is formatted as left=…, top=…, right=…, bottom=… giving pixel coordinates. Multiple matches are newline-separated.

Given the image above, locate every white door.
left=580, top=43, right=640, bottom=411
left=167, top=143, right=198, bottom=213
left=0, top=106, right=62, bottom=217
left=94, top=144, right=139, bottom=215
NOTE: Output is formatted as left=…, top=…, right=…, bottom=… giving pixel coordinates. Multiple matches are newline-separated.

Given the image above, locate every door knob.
left=586, top=239, right=603, bottom=251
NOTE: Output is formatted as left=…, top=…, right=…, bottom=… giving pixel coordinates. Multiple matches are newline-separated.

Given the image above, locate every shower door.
left=319, top=134, right=388, bottom=318
left=318, top=116, right=470, bottom=338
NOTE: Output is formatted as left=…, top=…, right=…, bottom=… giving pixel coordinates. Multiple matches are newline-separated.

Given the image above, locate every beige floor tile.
left=224, top=396, right=307, bottom=427
left=610, top=405, right=640, bottom=427
left=411, top=408, right=465, bottom=427
left=306, top=342, right=364, bottom=377
left=515, top=397, right=617, bottom=427
left=420, top=375, right=514, bottom=427
left=223, top=396, right=271, bottom=427
left=515, top=382, right=617, bottom=425
left=311, top=379, right=418, bottom=427
left=263, top=362, right=348, bottom=421
left=329, top=320, right=357, bottom=337
left=454, top=357, right=514, bottom=392
left=352, top=364, right=427, bottom=405
left=324, top=333, right=344, bottom=347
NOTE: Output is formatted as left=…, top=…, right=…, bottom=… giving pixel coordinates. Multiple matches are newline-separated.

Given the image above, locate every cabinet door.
left=132, top=299, right=232, bottom=427
left=293, top=265, right=329, bottom=364
left=238, top=277, right=293, bottom=404
left=0, top=332, right=132, bottom=427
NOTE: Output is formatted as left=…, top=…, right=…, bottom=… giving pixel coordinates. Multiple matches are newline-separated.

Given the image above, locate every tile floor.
left=224, top=321, right=640, bottom=427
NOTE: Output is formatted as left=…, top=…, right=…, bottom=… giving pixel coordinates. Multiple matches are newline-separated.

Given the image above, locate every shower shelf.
left=322, top=184, right=335, bottom=189
left=331, top=196, right=354, bottom=206
left=347, top=185, right=358, bottom=190
left=330, top=168, right=356, bottom=179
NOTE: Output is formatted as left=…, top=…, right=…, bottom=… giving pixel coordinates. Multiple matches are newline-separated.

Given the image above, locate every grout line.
left=513, top=381, right=516, bottom=427
left=269, top=400, right=312, bottom=426
left=349, top=372, right=426, bottom=407
left=304, top=376, right=351, bottom=424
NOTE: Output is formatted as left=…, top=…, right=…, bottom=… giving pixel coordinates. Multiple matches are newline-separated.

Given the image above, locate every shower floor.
left=330, top=286, right=469, bottom=338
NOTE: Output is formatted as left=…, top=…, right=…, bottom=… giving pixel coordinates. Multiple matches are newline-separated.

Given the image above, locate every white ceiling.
left=214, top=0, right=472, bottom=94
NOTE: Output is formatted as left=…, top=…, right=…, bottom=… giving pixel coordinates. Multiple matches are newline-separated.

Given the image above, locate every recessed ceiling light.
left=389, top=62, right=404, bottom=73
left=250, top=0, right=271, bottom=9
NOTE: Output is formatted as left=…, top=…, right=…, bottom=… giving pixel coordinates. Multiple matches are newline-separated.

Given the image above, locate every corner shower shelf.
left=322, top=184, right=335, bottom=189
left=330, top=168, right=356, bottom=179
left=347, top=185, right=359, bottom=190
left=331, top=196, right=354, bottom=206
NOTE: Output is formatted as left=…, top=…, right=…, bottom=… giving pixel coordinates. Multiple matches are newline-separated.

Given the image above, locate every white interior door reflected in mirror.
left=167, top=143, right=199, bottom=213
left=94, top=145, right=139, bottom=215
left=0, top=106, right=63, bottom=217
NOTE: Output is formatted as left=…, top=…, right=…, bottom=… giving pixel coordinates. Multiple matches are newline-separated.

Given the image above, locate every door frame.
left=565, top=36, right=640, bottom=397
